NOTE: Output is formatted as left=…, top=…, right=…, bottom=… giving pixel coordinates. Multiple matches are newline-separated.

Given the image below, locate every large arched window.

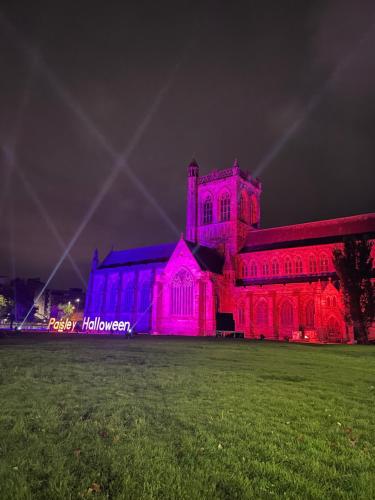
left=122, top=282, right=134, bottom=313
left=140, top=282, right=151, bottom=312
left=94, top=280, right=105, bottom=313
left=220, top=193, right=231, bottom=221
left=256, top=300, right=268, bottom=325
left=280, top=301, right=293, bottom=327
left=320, top=254, right=329, bottom=273
left=239, top=192, right=247, bottom=222
left=108, top=281, right=119, bottom=311
left=203, top=196, right=213, bottom=225
left=284, top=257, right=293, bottom=275
left=327, top=317, right=340, bottom=335
left=309, top=255, right=317, bottom=274
left=250, top=196, right=258, bottom=225
left=171, top=269, right=194, bottom=316
left=295, top=257, right=303, bottom=274
left=272, top=259, right=279, bottom=275
left=305, top=300, right=315, bottom=328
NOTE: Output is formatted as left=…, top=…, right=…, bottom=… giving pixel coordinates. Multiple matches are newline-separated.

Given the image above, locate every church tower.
left=186, top=158, right=262, bottom=254
left=186, top=159, right=199, bottom=242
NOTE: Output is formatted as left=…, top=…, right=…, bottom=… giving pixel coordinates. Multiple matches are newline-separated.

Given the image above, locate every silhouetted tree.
left=333, top=238, right=375, bottom=344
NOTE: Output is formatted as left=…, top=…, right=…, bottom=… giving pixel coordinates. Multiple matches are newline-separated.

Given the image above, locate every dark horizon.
left=1, top=0, right=375, bottom=289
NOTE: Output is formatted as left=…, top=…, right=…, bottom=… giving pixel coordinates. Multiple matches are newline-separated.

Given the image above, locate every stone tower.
left=186, top=158, right=199, bottom=242
left=186, top=158, right=262, bottom=254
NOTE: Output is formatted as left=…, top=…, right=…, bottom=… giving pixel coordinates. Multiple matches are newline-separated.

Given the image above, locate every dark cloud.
left=0, top=0, right=374, bottom=288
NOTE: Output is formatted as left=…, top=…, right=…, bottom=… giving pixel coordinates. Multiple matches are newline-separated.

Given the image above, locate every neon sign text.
left=82, top=316, right=131, bottom=333
left=48, top=317, right=77, bottom=333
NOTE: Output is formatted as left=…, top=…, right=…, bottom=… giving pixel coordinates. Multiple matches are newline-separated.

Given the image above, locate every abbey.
left=84, top=160, right=375, bottom=342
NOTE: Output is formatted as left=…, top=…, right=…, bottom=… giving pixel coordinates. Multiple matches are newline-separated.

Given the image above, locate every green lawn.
left=0, top=334, right=374, bottom=499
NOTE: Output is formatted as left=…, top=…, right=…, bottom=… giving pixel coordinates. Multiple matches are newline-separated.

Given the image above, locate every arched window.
left=272, top=259, right=279, bottom=275
left=250, top=262, right=257, bottom=277
left=332, top=296, right=337, bottom=307
left=295, top=257, right=303, bottom=274
left=250, top=196, right=258, bottom=225
left=203, top=196, right=213, bottom=225
left=94, top=282, right=105, bottom=312
left=281, top=301, right=293, bottom=327
left=320, top=254, right=329, bottom=273
left=256, top=300, right=268, bottom=325
left=239, top=192, right=247, bottom=222
left=140, top=283, right=151, bottom=312
left=262, top=262, right=269, bottom=276
left=171, top=269, right=194, bottom=316
left=309, top=255, right=317, bottom=274
left=327, top=317, right=340, bottom=336
left=326, top=297, right=331, bottom=307
left=305, top=300, right=315, bottom=328
left=238, top=302, right=245, bottom=326
left=220, top=193, right=231, bottom=221
left=284, top=257, right=293, bottom=275
left=122, top=283, right=134, bottom=313
left=109, top=281, right=119, bottom=311
left=242, top=263, right=247, bottom=278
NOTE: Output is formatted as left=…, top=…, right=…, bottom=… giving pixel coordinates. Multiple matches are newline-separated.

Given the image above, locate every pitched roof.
left=241, top=213, right=375, bottom=252
left=184, top=240, right=225, bottom=274
left=99, top=242, right=177, bottom=269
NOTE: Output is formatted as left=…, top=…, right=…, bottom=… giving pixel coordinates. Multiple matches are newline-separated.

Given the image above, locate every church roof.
left=241, top=213, right=375, bottom=252
left=185, top=240, right=225, bottom=274
left=99, top=242, right=177, bottom=268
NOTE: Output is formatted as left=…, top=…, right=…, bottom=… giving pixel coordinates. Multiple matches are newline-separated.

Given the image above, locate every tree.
left=0, top=294, right=14, bottom=320
left=58, top=302, right=75, bottom=319
left=333, top=238, right=375, bottom=344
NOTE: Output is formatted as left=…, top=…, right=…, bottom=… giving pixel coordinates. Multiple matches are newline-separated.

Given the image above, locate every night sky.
left=0, top=0, right=374, bottom=289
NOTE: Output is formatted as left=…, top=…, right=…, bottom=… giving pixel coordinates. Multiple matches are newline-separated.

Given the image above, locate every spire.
left=188, top=158, right=199, bottom=177
left=233, top=158, right=239, bottom=168
left=92, top=248, right=99, bottom=271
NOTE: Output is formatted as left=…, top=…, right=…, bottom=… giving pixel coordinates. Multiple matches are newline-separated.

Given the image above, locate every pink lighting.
left=84, top=159, right=375, bottom=343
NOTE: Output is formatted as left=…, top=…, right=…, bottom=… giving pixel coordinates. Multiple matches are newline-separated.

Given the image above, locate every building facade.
left=84, top=160, right=375, bottom=342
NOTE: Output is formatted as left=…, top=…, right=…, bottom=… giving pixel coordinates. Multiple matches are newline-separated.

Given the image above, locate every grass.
left=0, top=334, right=374, bottom=499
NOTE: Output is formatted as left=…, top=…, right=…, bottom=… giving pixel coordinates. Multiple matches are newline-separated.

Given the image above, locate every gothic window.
left=140, top=283, right=151, bottom=312
left=272, top=259, right=279, bottom=275
left=284, top=257, right=293, bottom=275
left=305, top=300, right=315, bottom=328
left=122, top=283, right=134, bottom=313
left=239, top=192, right=247, bottom=222
left=242, top=263, right=248, bottom=278
left=327, top=317, right=340, bottom=335
left=320, top=254, right=329, bottom=273
left=309, top=255, right=317, bottom=274
left=220, top=193, right=231, bottom=222
left=109, top=282, right=118, bottom=311
left=332, top=296, right=337, bottom=307
left=94, top=283, right=104, bottom=312
left=295, top=257, right=303, bottom=274
left=262, top=262, right=269, bottom=276
left=250, top=262, right=257, bottom=277
left=250, top=196, right=258, bottom=225
left=171, top=269, right=194, bottom=316
left=256, top=300, right=268, bottom=325
left=203, top=196, right=213, bottom=225
left=280, top=301, right=293, bottom=327
left=326, top=297, right=331, bottom=307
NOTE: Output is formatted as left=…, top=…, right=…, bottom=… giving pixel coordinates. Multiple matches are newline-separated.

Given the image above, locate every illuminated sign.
left=48, top=317, right=77, bottom=333
left=82, top=316, right=131, bottom=333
